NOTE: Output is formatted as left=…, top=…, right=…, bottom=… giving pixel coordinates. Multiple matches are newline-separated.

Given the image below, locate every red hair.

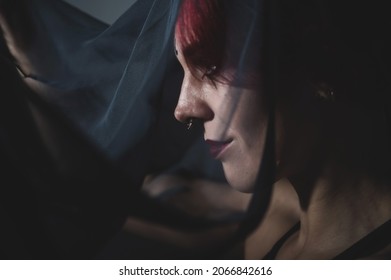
left=175, top=0, right=262, bottom=87
left=175, top=1, right=226, bottom=81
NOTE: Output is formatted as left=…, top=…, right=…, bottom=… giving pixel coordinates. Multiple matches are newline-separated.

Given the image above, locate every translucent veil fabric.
left=0, top=0, right=228, bottom=259
left=1, top=0, right=390, bottom=260
left=3, top=0, right=199, bottom=177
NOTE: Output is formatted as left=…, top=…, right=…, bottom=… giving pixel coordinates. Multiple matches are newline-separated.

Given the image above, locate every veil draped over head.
left=1, top=0, right=231, bottom=259
left=1, top=0, right=197, bottom=177
left=0, top=0, right=203, bottom=258
left=1, top=0, right=390, bottom=259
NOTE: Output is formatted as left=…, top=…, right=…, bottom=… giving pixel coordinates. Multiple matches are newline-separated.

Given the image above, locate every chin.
left=223, top=164, right=256, bottom=193
left=221, top=150, right=262, bottom=193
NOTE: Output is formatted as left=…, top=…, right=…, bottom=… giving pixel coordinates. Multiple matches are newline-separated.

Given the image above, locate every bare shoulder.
left=245, top=179, right=300, bottom=259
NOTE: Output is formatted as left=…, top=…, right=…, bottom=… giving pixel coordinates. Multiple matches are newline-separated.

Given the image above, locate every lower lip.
left=206, top=140, right=232, bottom=159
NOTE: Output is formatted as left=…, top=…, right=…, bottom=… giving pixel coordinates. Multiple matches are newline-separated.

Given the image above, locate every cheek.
left=222, top=122, right=267, bottom=192
left=232, top=91, right=266, bottom=144
left=226, top=97, right=266, bottom=189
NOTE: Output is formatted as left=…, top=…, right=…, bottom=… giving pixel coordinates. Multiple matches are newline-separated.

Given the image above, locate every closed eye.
left=201, top=65, right=218, bottom=87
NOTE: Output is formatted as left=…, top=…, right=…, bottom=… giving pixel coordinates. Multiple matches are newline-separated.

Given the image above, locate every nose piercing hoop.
left=186, top=118, right=193, bottom=130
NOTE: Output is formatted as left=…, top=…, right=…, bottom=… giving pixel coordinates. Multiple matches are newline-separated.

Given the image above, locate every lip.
left=205, top=139, right=233, bottom=159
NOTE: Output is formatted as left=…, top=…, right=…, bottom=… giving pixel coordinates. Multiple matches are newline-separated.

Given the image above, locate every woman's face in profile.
left=174, top=42, right=268, bottom=193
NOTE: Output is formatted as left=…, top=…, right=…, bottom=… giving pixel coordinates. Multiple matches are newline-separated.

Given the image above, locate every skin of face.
left=174, top=43, right=268, bottom=193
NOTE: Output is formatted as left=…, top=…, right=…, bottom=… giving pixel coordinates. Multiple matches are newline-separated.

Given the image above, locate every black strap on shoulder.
left=334, top=218, right=391, bottom=259
left=263, top=222, right=300, bottom=260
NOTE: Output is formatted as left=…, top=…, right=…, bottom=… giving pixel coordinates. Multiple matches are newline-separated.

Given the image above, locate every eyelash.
left=174, top=48, right=218, bottom=85
left=201, top=65, right=218, bottom=85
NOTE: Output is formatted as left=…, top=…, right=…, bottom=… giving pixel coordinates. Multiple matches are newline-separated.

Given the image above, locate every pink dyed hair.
left=175, top=0, right=262, bottom=87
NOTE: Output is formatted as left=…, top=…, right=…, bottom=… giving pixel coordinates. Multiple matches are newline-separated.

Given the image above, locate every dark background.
left=63, top=0, right=137, bottom=24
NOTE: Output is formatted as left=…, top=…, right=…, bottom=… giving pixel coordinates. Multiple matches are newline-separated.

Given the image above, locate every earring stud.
left=316, top=82, right=335, bottom=101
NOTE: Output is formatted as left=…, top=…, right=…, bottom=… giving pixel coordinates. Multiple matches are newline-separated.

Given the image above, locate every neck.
left=281, top=168, right=391, bottom=259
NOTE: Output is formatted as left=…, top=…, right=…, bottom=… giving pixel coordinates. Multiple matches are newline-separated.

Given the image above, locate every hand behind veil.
left=0, top=0, right=248, bottom=259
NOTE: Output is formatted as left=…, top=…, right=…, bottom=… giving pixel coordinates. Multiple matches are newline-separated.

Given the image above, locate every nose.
left=174, top=76, right=214, bottom=124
